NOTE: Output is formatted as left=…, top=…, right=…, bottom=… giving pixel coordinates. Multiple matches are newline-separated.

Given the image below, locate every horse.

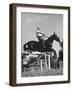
left=24, top=32, right=60, bottom=53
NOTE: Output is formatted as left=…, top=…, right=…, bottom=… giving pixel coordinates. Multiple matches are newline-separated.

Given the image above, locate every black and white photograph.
left=9, top=4, right=70, bottom=86
left=21, top=13, right=63, bottom=77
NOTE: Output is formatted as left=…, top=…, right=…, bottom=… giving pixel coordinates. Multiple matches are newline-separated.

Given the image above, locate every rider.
left=36, top=27, right=45, bottom=41
left=36, top=27, right=47, bottom=48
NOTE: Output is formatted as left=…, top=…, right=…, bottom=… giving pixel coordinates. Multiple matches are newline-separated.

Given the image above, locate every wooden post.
left=40, top=60, right=43, bottom=71
left=45, top=53, right=47, bottom=70
left=37, top=60, right=40, bottom=71
left=48, top=55, right=51, bottom=70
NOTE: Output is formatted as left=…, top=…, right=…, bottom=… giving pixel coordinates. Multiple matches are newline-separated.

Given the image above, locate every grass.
left=21, top=68, right=63, bottom=77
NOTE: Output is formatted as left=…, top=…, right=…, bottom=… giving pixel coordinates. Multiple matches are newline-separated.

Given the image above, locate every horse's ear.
left=54, top=32, right=55, bottom=34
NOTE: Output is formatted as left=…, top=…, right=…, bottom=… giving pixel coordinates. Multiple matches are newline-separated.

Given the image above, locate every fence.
left=22, top=52, right=58, bottom=72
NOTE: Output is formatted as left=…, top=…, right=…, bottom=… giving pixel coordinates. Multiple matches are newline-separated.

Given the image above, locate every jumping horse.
left=24, top=32, right=60, bottom=54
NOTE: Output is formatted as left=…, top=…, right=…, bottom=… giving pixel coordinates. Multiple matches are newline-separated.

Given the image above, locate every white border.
left=16, top=7, right=68, bottom=83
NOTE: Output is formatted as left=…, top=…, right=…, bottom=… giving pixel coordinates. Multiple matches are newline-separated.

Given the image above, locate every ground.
left=21, top=68, right=63, bottom=77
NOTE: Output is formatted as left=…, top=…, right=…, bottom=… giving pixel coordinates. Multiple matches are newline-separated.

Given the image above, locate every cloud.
left=25, top=16, right=41, bottom=23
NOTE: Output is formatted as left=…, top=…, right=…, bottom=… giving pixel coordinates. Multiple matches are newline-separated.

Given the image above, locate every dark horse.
left=23, top=32, right=60, bottom=54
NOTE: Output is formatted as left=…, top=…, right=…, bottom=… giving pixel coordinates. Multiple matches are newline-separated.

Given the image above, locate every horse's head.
left=49, top=32, right=60, bottom=43
left=45, top=32, right=60, bottom=48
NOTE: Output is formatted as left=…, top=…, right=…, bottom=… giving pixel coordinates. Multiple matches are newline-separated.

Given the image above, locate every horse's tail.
left=23, top=43, right=28, bottom=51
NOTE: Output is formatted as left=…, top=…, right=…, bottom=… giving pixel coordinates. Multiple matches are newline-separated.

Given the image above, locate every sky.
left=21, top=12, right=63, bottom=52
